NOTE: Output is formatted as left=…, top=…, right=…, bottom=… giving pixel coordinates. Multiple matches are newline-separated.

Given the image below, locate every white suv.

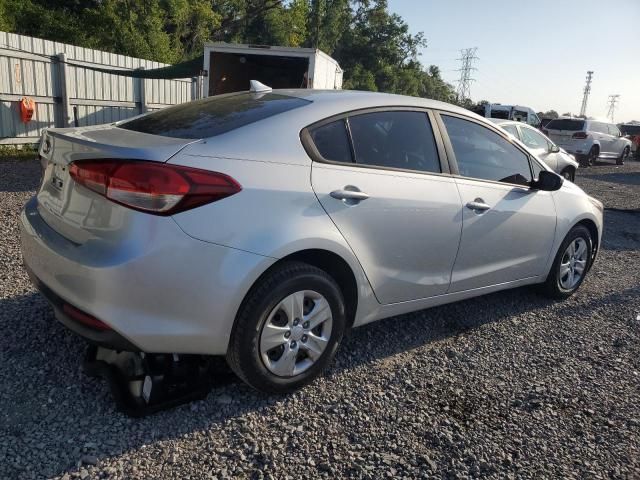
left=544, top=118, right=632, bottom=166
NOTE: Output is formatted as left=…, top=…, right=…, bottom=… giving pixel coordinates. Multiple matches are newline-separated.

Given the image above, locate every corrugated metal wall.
left=0, top=31, right=195, bottom=144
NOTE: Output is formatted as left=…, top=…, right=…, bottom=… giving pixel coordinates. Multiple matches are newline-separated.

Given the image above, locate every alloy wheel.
left=259, top=290, right=333, bottom=377
left=559, top=238, right=588, bottom=290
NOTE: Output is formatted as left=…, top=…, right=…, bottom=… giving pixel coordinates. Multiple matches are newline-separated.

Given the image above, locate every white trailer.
left=202, top=43, right=343, bottom=96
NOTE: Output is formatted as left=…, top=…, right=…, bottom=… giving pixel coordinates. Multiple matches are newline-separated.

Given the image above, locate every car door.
left=592, top=121, right=613, bottom=156
left=518, top=124, right=559, bottom=172
left=437, top=113, right=557, bottom=293
left=607, top=124, right=625, bottom=155
left=307, top=109, right=463, bottom=304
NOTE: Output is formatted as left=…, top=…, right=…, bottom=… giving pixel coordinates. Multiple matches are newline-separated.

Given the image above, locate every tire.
left=539, top=225, right=593, bottom=299
left=226, top=261, right=346, bottom=394
left=617, top=146, right=629, bottom=165
left=587, top=146, right=598, bottom=166
left=560, top=168, right=575, bottom=182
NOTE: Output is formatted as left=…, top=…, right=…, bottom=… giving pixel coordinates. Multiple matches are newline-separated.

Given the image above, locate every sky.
left=387, top=0, right=640, bottom=123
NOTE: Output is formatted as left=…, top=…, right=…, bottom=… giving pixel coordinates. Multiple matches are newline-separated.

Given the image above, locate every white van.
left=203, top=43, right=343, bottom=97
left=475, top=104, right=541, bottom=128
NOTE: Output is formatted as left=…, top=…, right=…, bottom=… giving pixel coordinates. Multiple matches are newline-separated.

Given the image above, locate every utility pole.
left=455, top=47, right=478, bottom=103
left=579, top=71, right=594, bottom=117
left=606, top=94, right=620, bottom=123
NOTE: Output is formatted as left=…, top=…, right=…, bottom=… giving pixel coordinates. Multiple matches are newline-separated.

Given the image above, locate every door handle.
left=330, top=187, right=370, bottom=203
left=466, top=199, right=491, bottom=212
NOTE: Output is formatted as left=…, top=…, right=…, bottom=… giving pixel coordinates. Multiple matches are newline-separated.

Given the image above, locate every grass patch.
left=0, top=145, right=39, bottom=162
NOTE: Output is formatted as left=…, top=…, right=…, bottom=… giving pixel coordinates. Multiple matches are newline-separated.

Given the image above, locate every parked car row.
left=619, top=123, right=640, bottom=159
left=490, top=119, right=579, bottom=181
left=543, top=118, right=632, bottom=167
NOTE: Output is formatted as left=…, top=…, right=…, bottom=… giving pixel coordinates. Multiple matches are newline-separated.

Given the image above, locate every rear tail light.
left=69, top=160, right=241, bottom=215
left=63, top=303, right=111, bottom=331
left=572, top=132, right=588, bottom=139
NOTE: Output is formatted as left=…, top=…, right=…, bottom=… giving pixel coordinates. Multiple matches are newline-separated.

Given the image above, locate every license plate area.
left=51, top=163, right=66, bottom=191
left=39, top=162, right=70, bottom=217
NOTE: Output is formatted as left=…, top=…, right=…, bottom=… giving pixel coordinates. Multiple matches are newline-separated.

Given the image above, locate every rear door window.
left=441, top=115, right=532, bottom=186
left=309, top=120, right=353, bottom=163
left=348, top=111, right=441, bottom=173
left=608, top=124, right=621, bottom=137
left=119, top=92, right=310, bottom=139
left=590, top=122, right=608, bottom=134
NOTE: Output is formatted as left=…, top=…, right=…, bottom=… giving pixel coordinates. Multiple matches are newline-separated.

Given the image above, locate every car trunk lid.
left=37, top=125, right=199, bottom=243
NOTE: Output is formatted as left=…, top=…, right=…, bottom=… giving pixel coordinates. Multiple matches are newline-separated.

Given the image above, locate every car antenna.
left=249, top=80, right=272, bottom=93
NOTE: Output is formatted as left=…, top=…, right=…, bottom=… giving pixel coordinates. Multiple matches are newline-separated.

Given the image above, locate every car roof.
left=272, top=88, right=475, bottom=119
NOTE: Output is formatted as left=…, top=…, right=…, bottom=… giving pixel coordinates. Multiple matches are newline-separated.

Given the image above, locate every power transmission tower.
left=606, top=94, right=620, bottom=123
left=579, top=71, right=594, bottom=117
left=455, top=48, right=478, bottom=103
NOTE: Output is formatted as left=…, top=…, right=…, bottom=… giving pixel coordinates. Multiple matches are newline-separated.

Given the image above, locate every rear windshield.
left=620, top=125, right=640, bottom=135
left=119, top=92, right=310, bottom=139
left=546, top=119, right=585, bottom=131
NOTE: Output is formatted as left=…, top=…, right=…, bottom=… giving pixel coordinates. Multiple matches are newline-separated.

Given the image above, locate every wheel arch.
left=281, top=249, right=359, bottom=329
left=573, top=218, right=599, bottom=266
left=236, top=248, right=361, bottom=333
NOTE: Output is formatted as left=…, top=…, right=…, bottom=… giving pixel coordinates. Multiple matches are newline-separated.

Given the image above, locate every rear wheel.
left=227, top=261, right=346, bottom=394
left=539, top=225, right=592, bottom=299
left=587, top=146, right=598, bottom=166
left=617, top=146, right=629, bottom=165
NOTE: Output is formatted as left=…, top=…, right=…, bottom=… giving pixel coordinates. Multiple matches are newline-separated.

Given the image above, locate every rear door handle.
left=330, top=187, right=370, bottom=203
left=466, top=199, right=491, bottom=212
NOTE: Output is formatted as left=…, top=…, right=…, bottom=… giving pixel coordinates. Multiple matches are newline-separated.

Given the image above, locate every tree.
left=1, top=0, right=458, bottom=101
left=537, top=110, right=559, bottom=119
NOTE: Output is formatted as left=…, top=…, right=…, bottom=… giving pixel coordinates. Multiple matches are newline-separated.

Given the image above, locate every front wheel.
left=561, top=168, right=575, bottom=182
left=226, top=262, right=346, bottom=394
left=539, top=225, right=593, bottom=299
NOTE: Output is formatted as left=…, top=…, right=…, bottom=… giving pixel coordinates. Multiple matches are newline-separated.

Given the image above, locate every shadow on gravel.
left=602, top=210, right=640, bottom=251
left=0, top=159, right=41, bottom=193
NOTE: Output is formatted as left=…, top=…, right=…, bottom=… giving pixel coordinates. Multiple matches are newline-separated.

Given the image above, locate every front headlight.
left=588, top=196, right=604, bottom=213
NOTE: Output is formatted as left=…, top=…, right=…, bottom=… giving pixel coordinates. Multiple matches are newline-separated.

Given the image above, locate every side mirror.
left=532, top=170, right=563, bottom=191
left=549, top=144, right=560, bottom=153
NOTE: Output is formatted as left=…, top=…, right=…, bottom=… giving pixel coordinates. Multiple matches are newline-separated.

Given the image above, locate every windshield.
left=119, top=92, right=310, bottom=139
left=546, top=119, right=585, bottom=131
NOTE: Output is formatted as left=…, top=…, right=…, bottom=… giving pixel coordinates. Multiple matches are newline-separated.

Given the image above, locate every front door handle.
left=330, top=186, right=370, bottom=204
left=466, top=199, right=491, bottom=212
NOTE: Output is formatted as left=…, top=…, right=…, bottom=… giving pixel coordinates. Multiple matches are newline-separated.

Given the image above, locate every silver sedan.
left=491, top=118, right=579, bottom=181
left=21, top=88, right=603, bottom=393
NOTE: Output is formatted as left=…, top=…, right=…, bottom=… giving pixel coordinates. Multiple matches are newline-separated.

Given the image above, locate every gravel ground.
left=1, top=158, right=639, bottom=479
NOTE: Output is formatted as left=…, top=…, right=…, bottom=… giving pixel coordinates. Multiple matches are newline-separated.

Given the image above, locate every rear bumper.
left=25, top=265, right=139, bottom=351
left=20, top=197, right=276, bottom=355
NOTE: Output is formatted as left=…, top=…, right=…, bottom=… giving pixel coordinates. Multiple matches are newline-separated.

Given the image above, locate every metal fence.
left=0, top=31, right=197, bottom=145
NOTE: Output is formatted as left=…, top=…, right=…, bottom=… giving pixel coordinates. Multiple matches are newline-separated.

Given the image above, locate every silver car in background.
left=491, top=119, right=579, bottom=181
left=21, top=89, right=603, bottom=393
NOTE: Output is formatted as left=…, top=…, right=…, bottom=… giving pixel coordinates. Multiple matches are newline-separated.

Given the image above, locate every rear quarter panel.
left=168, top=142, right=380, bottom=326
